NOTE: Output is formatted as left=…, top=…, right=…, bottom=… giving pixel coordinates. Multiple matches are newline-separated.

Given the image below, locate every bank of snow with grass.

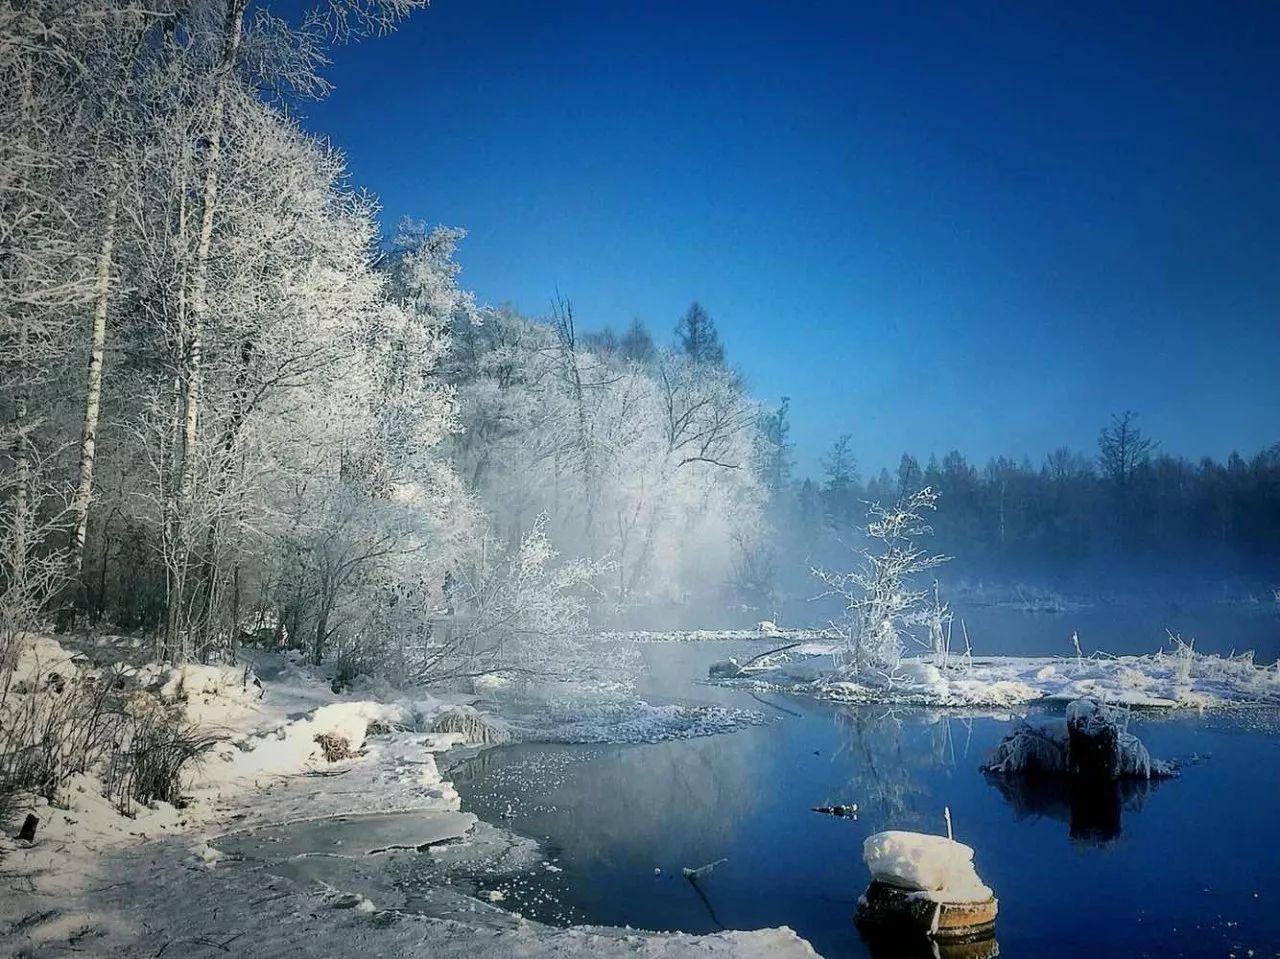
left=712, top=636, right=1280, bottom=709
left=0, top=634, right=815, bottom=959
left=708, top=488, right=1280, bottom=710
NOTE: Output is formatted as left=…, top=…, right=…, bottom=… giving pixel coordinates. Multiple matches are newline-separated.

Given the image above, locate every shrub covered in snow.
left=985, top=698, right=1175, bottom=780
left=1, top=638, right=220, bottom=816
left=428, top=705, right=512, bottom=745
left=984, top=721, right=1070, bottom=775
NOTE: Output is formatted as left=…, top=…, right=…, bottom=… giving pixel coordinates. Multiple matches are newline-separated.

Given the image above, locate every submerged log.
left=812, top=804, right=858, bottom=819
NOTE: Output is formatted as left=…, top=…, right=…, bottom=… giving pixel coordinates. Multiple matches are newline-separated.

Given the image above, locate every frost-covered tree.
left=0, top=0, right=782, bottom=682
left=813, top=487, right=950, bottom=674
left=757, top=396, right=793, bottom=501
left=444, top=302, right=761, bottom=615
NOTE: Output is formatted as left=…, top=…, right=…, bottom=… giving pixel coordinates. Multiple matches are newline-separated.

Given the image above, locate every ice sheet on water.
left=216, top=810, right=477, bottom=861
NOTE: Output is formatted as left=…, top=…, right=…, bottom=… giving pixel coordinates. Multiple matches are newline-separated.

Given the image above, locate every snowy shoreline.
left=710, top=638, right=1280, bottom=709
left=7, top=628, right=1277, bottom=957
left=0, top=637, right=817, bottom=958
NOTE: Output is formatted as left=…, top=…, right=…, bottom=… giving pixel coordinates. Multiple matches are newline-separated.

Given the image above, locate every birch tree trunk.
left=166, top=0, right=246, bottom=660
left=70, top=20, right=152, bottom=598
left=4, top=64, right=37, bottom=600
left=70, top=194, right=117, bottom=579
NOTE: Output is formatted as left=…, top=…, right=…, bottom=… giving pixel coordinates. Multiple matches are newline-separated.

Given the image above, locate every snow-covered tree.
left=813, top=487, right=950, bottom=674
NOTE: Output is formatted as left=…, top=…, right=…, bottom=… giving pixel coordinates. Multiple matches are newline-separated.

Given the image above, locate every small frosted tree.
left=813, top=487, right=950, bottom=674
left=446, top=513, right=609, bottom=681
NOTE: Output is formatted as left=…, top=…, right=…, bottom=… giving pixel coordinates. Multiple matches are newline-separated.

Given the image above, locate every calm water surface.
left=452, top=638, right=1280, bottom=959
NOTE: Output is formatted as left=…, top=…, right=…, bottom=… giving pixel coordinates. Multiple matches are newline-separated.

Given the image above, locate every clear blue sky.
left=300, top=0, right=1280, bottom=475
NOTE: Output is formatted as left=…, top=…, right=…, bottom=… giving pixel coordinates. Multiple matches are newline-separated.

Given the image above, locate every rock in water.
left=17, top=813, right=38, bottom=842
left=985, top=697, right=1176, bottom=781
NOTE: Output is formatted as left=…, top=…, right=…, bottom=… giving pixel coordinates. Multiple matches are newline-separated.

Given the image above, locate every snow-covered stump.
left=985, top=697, right=1176, bottom=781
left=859, top=883, right=998, bottom=943
left=983, top=697, right=1174, bottom=842
left=1066, top=697, right=1123, bottom=779
left=855, top=831, right=997, bottom=943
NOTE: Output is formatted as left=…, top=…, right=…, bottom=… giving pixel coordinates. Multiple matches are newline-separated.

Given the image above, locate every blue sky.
left=300, top=0, right=1280, bottom=475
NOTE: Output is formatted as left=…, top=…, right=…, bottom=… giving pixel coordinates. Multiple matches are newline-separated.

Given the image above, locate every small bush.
left=2, top=653, right=218, bottom=818
left=104, top=709, right=220, bottom=814
left=314, top=732, right=356, bottom=761
left=429, top=706, right=511, bottom=745
left=0, top=665, right=123, bottom=807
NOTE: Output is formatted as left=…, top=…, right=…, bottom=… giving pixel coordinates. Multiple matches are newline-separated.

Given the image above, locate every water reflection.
left=460, top=732, right=766, bottom=867
left=833, top=706, right=975, bottom=830
left=859, top=927, right=1000, bottom=959
left=985, top=771, right=1161, bottom=843
left=450, top=649, right=1280, bottom=958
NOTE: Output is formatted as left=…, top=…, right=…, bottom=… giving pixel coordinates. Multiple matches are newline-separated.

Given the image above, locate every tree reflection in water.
left=459, top=731, right=765, bottom=867
left=832, top=705, right=977, bottom=831
left=836, top=707, right=1002, bottom=959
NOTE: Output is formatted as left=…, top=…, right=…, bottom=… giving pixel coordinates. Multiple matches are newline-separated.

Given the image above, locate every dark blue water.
left=454, top=641, right=1280, bottom=959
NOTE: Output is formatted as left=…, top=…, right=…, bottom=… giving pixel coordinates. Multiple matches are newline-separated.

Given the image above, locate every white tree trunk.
left=70, top=195, right=117, bottom=576
left=167, top=0, right=246, bottom=659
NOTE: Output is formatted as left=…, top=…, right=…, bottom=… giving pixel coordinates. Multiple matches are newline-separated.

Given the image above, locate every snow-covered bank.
left=0, top=637, right=817, bottom=958
left=598, top=625, right=830, bottom=643
left=712, top=640, right=1280, bottom=708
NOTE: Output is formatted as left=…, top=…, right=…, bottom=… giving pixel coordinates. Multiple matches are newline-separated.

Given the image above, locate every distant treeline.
left=756, top=407, right=1280, bottom=587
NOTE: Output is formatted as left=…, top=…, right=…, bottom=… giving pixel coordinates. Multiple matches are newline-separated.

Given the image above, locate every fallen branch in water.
left=813, top=803, right=859, bottom=819
left=739, top=643, right=803, bottom=670
left=682, top=857, right=728, bottom=880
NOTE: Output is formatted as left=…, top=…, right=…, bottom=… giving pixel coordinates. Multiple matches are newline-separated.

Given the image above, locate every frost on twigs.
left=812, top=487, right=951, bottom=676
left=440, top=514, right=611, bottom=686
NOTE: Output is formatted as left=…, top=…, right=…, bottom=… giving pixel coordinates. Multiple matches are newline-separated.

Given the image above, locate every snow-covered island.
left=709, top=638, right=1280, bottom=710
